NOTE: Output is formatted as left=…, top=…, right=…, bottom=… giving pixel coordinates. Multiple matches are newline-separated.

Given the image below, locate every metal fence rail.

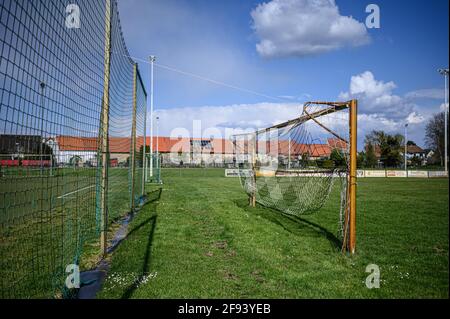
left=0, top=0, right=147, bottom=298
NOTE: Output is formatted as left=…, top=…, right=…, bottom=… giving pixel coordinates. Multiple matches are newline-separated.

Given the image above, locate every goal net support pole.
left=250, top=132, right=257, bottom=207
left=130, top=63, right=137, bottom=212
left=99, top=0, right=112, bottom=258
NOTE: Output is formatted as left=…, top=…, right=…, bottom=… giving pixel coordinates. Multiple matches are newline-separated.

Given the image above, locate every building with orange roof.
left=52, top=135, right=342, bottom=167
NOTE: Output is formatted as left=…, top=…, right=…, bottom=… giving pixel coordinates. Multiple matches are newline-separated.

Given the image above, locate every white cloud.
left=251, top=0, right=370, bottom=58
left=339, top=71, right=415, bottom=118
left=405, top=88, right=445, bottom=100
left=357, top=113, right=399, bottom=133
left=406, top=112, right=425, bottom=124
left=154, top=102, right=301, bottom=138
left=149, top=72, right=438, bottom=150
left=338, top=71, right=437, bottom=147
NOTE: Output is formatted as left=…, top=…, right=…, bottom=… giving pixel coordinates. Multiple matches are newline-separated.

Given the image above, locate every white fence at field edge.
left=360, top=170, right=447, bottom=178
left=225, top=169, right=448, bottom=178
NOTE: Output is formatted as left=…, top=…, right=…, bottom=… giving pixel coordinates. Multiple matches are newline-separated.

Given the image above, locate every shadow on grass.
left=142, top=187, right=163, bottom=206
left=78, top=188, right=162, bottom=299
left=120, top=188, right=162, bottom=298
left=116, top=186, right=161, bottom=298
left=107, top=188, right=162, bottom=254
left=235, top=199, right=341, bottom=250
left=120, top=214, right=157, bottom=299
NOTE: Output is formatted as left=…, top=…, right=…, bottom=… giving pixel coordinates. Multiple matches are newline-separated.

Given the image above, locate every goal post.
left=348, top=99, right=357, bottom=254
left=232, top=99, right=358, bottom=254
left=145, top=152, right=162, bottom=184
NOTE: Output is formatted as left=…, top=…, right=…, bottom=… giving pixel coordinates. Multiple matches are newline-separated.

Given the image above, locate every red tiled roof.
left=407, top=144, right=425, bottom=154
left=56, top=136, right=336, bottom=157
left=57, top=136, right=236, bottom=154
left=56, top=136, right=133, bottom=153
left=56, top=136, right=97, bottom=151
left=327, top=138, right=348, bottom=150
left=234, top=139, right=333, bottom=158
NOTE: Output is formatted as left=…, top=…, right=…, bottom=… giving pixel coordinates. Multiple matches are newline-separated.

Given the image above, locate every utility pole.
left=438, top=68, right=449, bottom=173
left=149, top=55, right=156, bottom=179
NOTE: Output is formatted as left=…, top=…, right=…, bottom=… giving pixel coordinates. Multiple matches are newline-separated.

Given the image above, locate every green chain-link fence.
left=0, top=0, right=147, bottom=298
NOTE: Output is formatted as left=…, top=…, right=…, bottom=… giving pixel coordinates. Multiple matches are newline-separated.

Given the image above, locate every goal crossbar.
left=232, top=101, right=349, bottom=138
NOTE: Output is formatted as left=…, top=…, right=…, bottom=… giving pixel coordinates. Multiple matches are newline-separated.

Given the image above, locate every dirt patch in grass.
left=251, top=270, right=265, bottom=283
left=214, top=240, right=228, bottom=249
left=223, top=271, right=239, bottom=281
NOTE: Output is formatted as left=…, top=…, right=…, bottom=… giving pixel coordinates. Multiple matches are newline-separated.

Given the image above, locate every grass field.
left=97, top=168, right=448, bottom=299
left=0, top=167, right=142, bottom=298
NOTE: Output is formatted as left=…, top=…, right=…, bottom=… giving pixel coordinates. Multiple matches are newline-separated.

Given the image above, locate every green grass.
left=98, top=168, right=448, bottom=299
left=0, top=167, right=139, bottom=298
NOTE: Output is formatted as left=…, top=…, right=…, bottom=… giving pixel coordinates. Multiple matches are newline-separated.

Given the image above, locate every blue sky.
left=117, top=0, right=449, bottom=148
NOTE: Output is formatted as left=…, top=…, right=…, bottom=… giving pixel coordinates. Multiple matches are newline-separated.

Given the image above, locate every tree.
left=425, top=112, right=445, bottom=166
left=365, top=130, right=386, bottom=147
left=330, top=148, right=346, bottom=167
left=299, top=152, right=310, bottom=168
left=365, top=130, right=403, bottom=168
left=357, top=151, right=366, bottom=168
left=380, top=134, right=403, bottom=168
left=410, top=155, right=422, bottom=167
left=365, top=142, right=378, bottom=168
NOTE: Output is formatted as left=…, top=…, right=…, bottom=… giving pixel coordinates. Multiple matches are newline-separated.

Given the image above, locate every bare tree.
left=425, top=112, right=445, bottom=166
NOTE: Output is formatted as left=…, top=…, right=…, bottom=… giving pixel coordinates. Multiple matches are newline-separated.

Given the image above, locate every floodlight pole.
left=156, top=116, right=160, bottom=155
left=149, top=55, right=156, bottom=179
left=404, top=123, right=408, bottom=174
left=438, top=68, right=449, bottom=173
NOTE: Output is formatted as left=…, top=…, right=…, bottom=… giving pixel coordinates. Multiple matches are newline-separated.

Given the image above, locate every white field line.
left=57, top=185, right=95, bottom=199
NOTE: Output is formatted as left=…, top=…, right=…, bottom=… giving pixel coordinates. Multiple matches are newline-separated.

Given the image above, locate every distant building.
left=0, top=134, right=53, bottom=167
left=365, top=143, right=427, bottom=167
left=52, top=136, right=346, bottom=167
left=406, top=144, right=426, bottom=158
left=54, top=136, right=98, bottom=165
left=405, top=144, right=426, bottom=166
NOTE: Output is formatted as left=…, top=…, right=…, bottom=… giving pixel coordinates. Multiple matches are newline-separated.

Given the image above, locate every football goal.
left=146, top=153, right=162, bottom=184
left=232, top=100, right=357, bottom=254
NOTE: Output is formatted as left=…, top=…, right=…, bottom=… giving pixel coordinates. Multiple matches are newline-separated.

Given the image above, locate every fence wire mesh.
left=0, top=0, right=147, bottom=298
